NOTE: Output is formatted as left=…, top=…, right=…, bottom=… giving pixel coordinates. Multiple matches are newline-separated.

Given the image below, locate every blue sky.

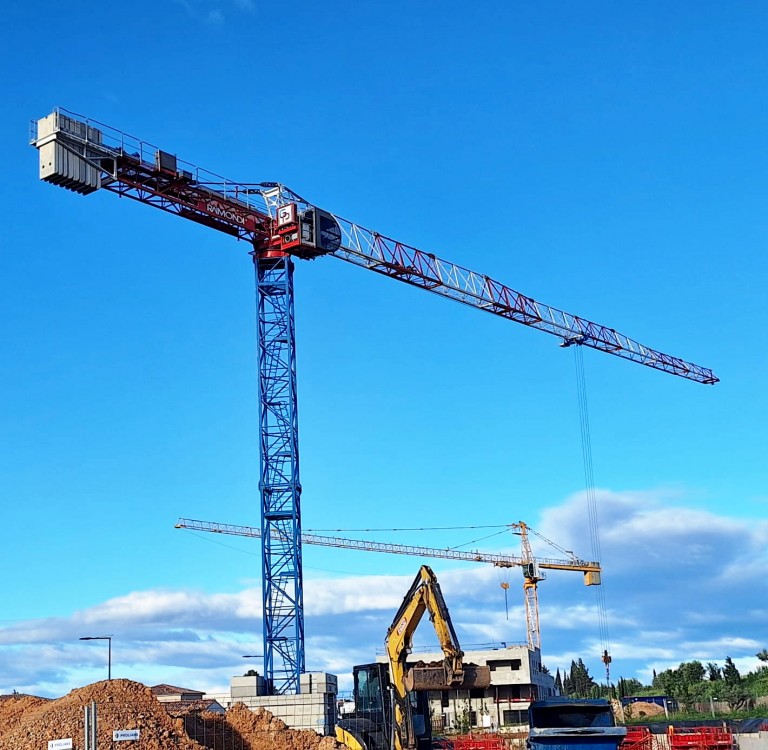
left=1, top=1, right=766, bottom=698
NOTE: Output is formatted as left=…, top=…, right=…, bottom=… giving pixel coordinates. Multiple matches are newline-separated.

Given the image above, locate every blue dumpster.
left=528, top=699, right=627, bottom=750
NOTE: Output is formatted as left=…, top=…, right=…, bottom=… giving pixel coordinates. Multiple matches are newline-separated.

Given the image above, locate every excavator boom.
left=386, top=566, right=490, bottom=750
left=338, top=567, right=491, bottom=750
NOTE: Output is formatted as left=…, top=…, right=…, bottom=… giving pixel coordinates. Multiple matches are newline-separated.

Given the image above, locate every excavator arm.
left=387, top=565, right=462, bottom=695
left=386, top=566, right=490, bottom=750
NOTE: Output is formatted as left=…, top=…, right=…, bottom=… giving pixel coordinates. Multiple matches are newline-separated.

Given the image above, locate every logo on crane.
left=396, top=616, right=408, bottom=636
left=199, top=199, right=258, bottom=232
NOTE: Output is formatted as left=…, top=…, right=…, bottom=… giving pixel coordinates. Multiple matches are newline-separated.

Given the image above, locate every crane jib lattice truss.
left=31, top=108, right=718, bottom=694
left=174, top=518, right=602, bottom=575
left=30, top=109, right=718, bottom=383
left=175, top=517, right=603, bottom=651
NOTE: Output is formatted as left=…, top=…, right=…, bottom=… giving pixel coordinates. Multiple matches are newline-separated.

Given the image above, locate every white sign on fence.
left=113, top=729, right=141, bottom=741
left=48, top=740, right=73, bottom=750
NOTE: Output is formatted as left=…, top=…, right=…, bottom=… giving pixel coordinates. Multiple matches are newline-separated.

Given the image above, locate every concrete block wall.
left=736, top=732, right=768, bottom=750
left=221, top=672, right=338, bottom=735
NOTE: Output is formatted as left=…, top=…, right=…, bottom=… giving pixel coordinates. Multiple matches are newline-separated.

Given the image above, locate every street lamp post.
left=80, top=636, right=112, bottom=680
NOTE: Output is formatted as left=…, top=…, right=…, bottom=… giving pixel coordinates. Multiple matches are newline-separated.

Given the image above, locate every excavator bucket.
left=404, top=662, right=491, bottom=692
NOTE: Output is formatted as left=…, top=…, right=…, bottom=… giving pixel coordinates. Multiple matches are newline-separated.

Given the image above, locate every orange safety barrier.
left=621, top=726, right=653, bottom=750
left=452, top=733, right=509, bottom=750
left=667, top=726, right=733, bottom=750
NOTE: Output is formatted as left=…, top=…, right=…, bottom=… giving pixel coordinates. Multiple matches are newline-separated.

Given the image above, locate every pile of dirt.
left=184, top=704, right=346, bottom=750
left=0, top=681, right=349, bottom=750
left=625, top=700, right=666, bottom=718
left=223, top=704, right=344, bottom=750
left=0, top=679, right=204, bottom=750
left=0, top=695, right=51, bottom=736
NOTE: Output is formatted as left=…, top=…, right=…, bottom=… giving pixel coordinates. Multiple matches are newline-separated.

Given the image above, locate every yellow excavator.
left=336, top=566, right=491, bottom=750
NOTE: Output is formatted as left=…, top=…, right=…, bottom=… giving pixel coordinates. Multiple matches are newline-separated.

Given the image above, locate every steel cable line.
left=574, top=346, right=612, bottom=685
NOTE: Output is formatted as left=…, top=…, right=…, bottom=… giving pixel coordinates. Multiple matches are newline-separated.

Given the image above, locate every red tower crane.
left=31, top=108, right=717, bottom=694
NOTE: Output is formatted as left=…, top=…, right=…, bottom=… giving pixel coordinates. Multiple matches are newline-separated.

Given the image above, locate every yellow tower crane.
left=509, top=521, right=602, bottom=650
left=175, top=518, right=600, bottom=650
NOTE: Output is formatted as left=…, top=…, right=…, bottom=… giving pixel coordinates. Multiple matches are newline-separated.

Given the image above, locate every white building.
left=379, top=644, right=556, bottom=732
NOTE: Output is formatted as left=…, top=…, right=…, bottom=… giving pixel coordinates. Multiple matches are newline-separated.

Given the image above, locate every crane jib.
left=30, top=107, right=717, bottom=385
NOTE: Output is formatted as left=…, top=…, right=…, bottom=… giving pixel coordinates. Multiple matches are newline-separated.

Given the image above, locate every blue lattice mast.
left=255, top=251, right=305, bottom=695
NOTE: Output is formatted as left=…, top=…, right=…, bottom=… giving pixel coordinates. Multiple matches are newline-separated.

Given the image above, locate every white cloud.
left=2, top=488, right=766, bottom=697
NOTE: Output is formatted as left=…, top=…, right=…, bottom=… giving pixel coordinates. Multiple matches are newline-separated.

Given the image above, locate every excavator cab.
left=337, top=663, right=432, bottom=750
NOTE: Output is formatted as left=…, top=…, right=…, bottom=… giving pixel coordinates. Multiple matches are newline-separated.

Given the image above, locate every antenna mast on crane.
left=31, top=108, right=717, bottom=694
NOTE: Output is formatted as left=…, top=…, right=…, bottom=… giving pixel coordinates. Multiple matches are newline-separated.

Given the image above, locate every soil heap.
left=213, top=704, right=344, bottom=750
left=0, top=694, right=51, bottom=737
left=0, top=679, right=349, bottom=750
left=624, top=700, right=666, bottom=718
left=0, top=679, right=204, bottom=750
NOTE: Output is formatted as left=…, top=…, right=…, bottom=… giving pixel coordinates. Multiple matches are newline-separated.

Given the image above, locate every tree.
left=455, top=701, right=472, bottom=734
left=568, top=658, right=597, bottom=698
left=653, top=661, right=707, bottom=705
left=618, top=677, right=627, bottom=699
left=555, top=669, right=564, bottom=695
left=718, top=657, right=749, bottom=711
left=722, top=657, right=741, bottom=685
left=744, top=663, right=768, bottom=698
left=653, top=668, right=674, bottom=694
left=622, top=678, right=644, bottom=695
left=680, top=661, right=706, bottom=684
left=707, top=663, right=722, bottom=681
left=756, top=649, right=768, bottom=662
left=563, top=673, right=573, bottom=696
left=719, top=681, right=750, bottom=711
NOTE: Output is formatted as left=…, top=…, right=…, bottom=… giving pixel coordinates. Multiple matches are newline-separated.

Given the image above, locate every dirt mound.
left=223, top=704, right=344, bottom=750
left=0, top=681, right=348, bottom=750
left=625, top=700, right=666, bottom=718
left=183, top=703, right=346, bottom=750
left=0, top=679, right=204, bottom=750
left=0, top=695, right=51, bottom=736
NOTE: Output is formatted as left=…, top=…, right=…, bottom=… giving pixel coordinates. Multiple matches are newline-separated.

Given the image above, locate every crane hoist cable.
left=573, top=344, right=612, bottom=685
